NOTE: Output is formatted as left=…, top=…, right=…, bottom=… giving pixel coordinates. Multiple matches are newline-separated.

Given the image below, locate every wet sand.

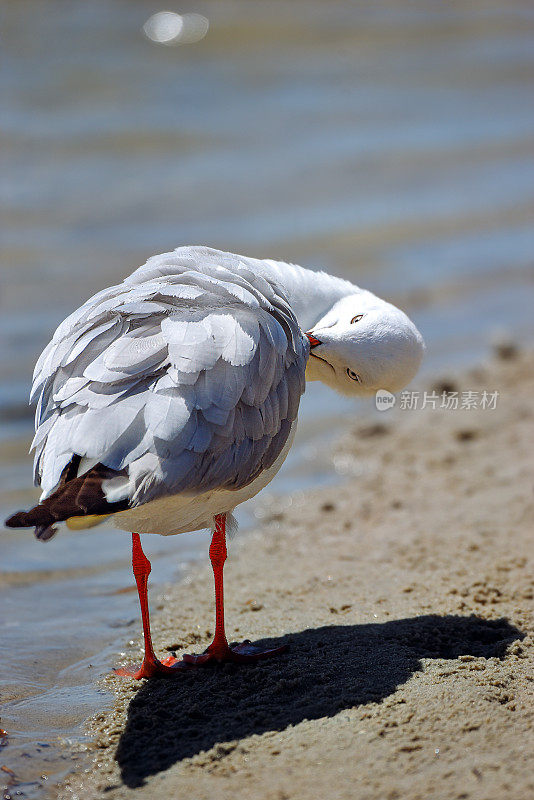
left=60, top=348, right=534, bottom=800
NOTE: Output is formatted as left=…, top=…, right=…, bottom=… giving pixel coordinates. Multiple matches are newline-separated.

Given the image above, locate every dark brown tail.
left=5, top=458, right=129, bottom=542
left=5, top=507, right=58, bottom=541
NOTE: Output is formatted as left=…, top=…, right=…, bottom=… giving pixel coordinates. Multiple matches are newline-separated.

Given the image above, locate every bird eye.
left=346, top=368, right=361, bottom=383
left=351, top=314, right=364, bottom=324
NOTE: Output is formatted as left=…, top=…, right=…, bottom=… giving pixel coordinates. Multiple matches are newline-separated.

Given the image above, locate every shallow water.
left=1, top=1, right=534, bottom=795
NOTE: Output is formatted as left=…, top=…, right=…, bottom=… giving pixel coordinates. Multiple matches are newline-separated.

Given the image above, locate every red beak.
left=305, top=332, right=322, bottom=349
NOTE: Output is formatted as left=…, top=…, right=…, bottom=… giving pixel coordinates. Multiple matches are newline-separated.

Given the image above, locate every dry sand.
left=61, top=349, right=533, bottom=800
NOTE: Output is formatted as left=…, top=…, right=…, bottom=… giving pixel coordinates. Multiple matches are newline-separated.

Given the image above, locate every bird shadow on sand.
left=115, top=613, right=523, bottom=787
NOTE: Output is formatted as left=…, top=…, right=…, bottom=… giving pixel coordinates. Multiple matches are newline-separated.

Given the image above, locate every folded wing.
left=20, top=248, right=307, bottom=531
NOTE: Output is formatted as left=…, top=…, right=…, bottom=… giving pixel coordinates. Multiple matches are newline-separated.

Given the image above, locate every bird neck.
left=259, top=259, right=359, bottom=332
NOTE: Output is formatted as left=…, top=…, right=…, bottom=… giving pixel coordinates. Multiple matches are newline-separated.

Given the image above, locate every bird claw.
left=114, top=640, right=289, bottom=677
left=113, top=656, right=191, bottom=679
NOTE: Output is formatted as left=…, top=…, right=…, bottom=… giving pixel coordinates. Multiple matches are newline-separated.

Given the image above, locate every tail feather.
left=5, top=457, right=130, bottom=542
left=35, top=524, right=58, bottom=542
left=5, top=508, right=58, bottom=542
left=6, top=507, right=55, bottom=527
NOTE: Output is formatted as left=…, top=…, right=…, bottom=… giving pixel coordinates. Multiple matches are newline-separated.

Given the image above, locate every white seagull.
left=6, top=246, right=424, bottom=678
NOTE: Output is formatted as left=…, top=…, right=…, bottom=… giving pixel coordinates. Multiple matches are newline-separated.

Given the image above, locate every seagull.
left=5, top=246, right=424, bottom=678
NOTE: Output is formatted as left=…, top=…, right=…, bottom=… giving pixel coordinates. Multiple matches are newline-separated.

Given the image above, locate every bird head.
left=305, top=293, right=425, bottom=397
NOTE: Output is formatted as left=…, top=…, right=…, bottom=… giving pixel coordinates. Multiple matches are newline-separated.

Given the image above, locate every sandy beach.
left=3, top=4, right=534, bottom=798
left=58, top=347, right=533, bottom=800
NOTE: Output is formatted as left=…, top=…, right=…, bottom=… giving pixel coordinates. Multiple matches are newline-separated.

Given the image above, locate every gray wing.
left=31, top=249, right=308, bottom=511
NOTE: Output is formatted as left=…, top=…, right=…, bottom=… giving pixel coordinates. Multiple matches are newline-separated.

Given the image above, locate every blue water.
left=1, top=1, right=534, bottom=796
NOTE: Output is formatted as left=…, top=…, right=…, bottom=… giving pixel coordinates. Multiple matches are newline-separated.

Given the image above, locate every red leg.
left=114, top=533, right=187, bottom=678
left=208, top=512, right=231, bottom=657
left=115, top=520, right=288, bottom=677
left=183, top=514, right=288, bottom=665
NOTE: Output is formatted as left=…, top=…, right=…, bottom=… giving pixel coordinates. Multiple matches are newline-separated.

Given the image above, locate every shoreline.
left=61, top=348, right=533, bottom=800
